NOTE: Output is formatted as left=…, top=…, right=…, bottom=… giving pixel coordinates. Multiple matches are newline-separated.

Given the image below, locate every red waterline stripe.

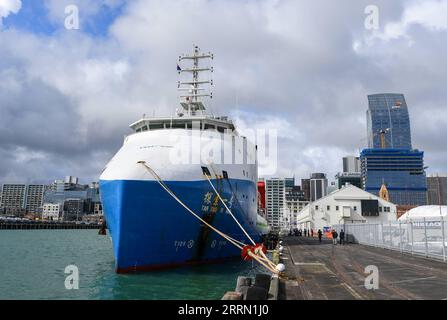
left=116, top=256, right=242, bottom=274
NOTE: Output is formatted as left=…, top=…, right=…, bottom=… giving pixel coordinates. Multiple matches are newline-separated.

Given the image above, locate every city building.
left=310, top=173, right=328, bottom=202
left=63, top=198, right=90, bottom=221
left=343, top=156, right=361, bottom=173
left=327, top=181, right=338, bottom=194
left=0, top=184, right=27, bottom=216
left=296, top=184, right=397, bottom=231
left=25, top=185, right=46, bottom=215
left=427, top=174, right=447, bottom=205
left=82, top=214, right=104, bottom=224
left=93, top=202, right=103, bottom=215
left=336, top=156, right=362, bottom=189
left=44, top=177, right=102, bottom=220
left=285, top=186, right=309, bottom=231
left=301, top=178, right=310, bottom=201
left=284, top=177, right=295, bottom=191
left=361, top=148, right=427, bottom=206
left=336, top=172, right=362, bottom=189
left=265, top=178, right=286, bottom=229
left=367, top=93, right=412, bottom=149
left=42, top=203, right=63, bottom=221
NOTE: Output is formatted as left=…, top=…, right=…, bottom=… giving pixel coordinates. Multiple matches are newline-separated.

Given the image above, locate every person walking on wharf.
left=331, top=229, right=338, bottom=245
left=317, top=229, right=323, bottom=243
left=339, top=229, right=345, bottom=245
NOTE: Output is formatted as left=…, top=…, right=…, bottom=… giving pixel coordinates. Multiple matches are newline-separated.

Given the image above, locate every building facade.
left=42, top=203, right=63, bottom=221
left=296, top=184, right=397, bottom=231
left=361, top=148, right=427, bottom=206
left=301, top=179, right=310, bottom=201
left=310, top=173, right=328, bottom=202
left=367, top=93, right=412, bottom=149
left=1, top=184, right=27, bottom=216
left=285, top=185, right=309, bottom=231
left=343, top=156, right=361, bottom=173
left=63, top=199, right=90, bottom=221
left=25, top=185, right=46, bottom=215
left=265, top=178, right=286, bottom=229
left=427, top=174, right=447, bottom=206
left=44, top=177, right=102, bottom=220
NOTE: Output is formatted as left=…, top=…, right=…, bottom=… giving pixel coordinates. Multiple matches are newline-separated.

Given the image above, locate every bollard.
left=254, top=274, right=271, bottom=291
left=245, top=286, right=268, bottom=300
left=222, top=291, right=243, bottom=300
left=235, top=276, right=252, bottom=293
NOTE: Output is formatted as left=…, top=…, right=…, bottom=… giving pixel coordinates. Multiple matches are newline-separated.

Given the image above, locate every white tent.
left=398, top=205, right=447, bottom=221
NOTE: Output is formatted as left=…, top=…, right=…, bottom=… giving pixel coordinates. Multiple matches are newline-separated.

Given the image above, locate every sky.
left=0, top=0, right=446, bottom=185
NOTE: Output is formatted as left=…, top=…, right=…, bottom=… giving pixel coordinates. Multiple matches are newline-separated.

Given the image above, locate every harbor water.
left=0, top=230, right=265, bottom=300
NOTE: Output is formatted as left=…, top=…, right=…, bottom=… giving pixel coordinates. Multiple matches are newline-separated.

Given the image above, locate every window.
left=336, top=206, right=339, bottom=211
left=172, top=123, right=185, bottom=129
left=204, top=124, right=215, bottom=130
left=379, top=206, right=383, bottom=212
left=149, top=123, right=164, bottom=130
left=353, top=206, right=357, bottom=211
left=315, top=205, right=319, bottom=210
left=142, top=125, right=148, bottom=131
left=327, top=205, right=330, bottom=211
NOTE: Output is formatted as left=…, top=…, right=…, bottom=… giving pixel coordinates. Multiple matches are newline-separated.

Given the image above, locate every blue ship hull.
left=100, top=178, right=261, bottom=273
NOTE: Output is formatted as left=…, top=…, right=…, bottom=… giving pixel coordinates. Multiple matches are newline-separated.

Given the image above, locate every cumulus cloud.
left=0, top=0, right=21, bottom=27
left=357, top=0, right=447, bottom=46
left=0, top=0, right=446, bottom=185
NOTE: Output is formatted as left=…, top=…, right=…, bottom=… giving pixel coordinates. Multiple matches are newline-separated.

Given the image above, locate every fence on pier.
left=0, top=222, right=101, bottom=230
left=333, top=218, right=447, bottom=262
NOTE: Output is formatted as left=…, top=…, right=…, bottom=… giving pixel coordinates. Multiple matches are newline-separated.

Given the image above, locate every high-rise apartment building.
left=427, top=174, right=447, bottom=205
left=0, top=184, right=27, bottom=215
left=301, top=179, right=310, bottom=201
left=343, top=156, right=361, bottom=173
left=25, top=185, right=46, bottom=215
left=265, top=178, right=286, bottom=229
left=310, top=173, right=328, bottom=202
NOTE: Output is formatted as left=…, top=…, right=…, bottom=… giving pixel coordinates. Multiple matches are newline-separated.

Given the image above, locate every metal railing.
left=334, top=217, right=447, bottom=262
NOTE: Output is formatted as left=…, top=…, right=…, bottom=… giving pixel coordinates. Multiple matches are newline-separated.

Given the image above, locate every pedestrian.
left=317, top=229, right=323, bottom=243
left=331, top=229, right=338, bottom=245
left=311, top=229, right=314, bottom=238
left=339, top=229, right=345, bottom=245
left=304, top=229, right=307, bottom=237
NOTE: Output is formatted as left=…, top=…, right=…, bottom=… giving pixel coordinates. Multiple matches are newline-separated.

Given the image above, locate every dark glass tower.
left=367, top=93, right=412, bottom=149
left=360, top=149, right=427, bottom=206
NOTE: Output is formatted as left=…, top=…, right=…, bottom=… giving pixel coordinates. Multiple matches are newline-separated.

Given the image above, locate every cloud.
left=0, top=0, right=21, bottom=27
left=358, top=0, right=447, bottom=45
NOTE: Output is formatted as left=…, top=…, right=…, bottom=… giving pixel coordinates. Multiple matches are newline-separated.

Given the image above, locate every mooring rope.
left=137, top=161, right=280, bottom=275
left=205, top=164, right=278, bottom=270
left=138, top=161, right=246, bottom=249
left=204, top=174, right=278, bottom=270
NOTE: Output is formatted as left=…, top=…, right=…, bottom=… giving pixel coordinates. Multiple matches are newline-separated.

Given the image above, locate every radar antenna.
left=177, top=45, right=214, bottom=116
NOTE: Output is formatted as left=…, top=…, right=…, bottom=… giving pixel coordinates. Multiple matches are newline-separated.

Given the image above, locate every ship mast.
left=177, top=45, right=214, bottom=116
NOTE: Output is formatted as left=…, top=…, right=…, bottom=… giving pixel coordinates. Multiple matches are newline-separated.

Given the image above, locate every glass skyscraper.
left=367, top=93, right=412, bottom=149
left=362, top=93, right=427, bottom=206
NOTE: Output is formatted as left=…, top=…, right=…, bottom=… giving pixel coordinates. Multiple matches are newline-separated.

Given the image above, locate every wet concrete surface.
left=279, top=236, right=447, bottom=300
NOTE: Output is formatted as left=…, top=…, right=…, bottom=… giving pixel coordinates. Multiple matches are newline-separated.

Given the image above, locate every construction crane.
left=378, top=128, right=390, bottom=149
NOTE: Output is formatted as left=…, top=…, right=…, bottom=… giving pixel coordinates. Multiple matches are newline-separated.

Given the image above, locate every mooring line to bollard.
left=137, top=161, right=280, bottom=275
